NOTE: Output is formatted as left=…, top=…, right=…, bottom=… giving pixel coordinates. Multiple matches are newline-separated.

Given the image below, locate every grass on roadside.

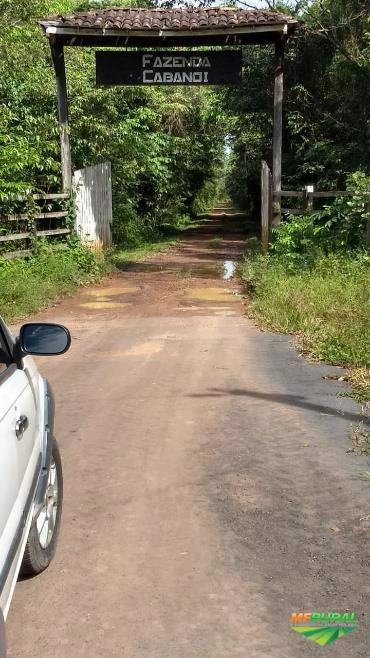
left=348, top=422, right=370, bottom=456
left=0, top=243, right=109, bottom=323
left=241, top=251, right=370, bottom=399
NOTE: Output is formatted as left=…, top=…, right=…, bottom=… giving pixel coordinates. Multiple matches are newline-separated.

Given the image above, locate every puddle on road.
left=122, top=262, right=222, bottom=279
left=80, top=301, right=130, bottom=310
left=80, top=286, right=139, bottom=310
left=122, top=263, right=171, bottom=273
left=180, top=305, right=235, bottom=311
left=214, top=310, right=238, bottom=316
left=185, top=288, right=240, bottom=303
left=111, top=262, right=238, bottom=281
left=177, top=262, right=236, bottom=280
left=196, top=265, right=221, bottom=279
left=222, top=260, right=236, bottom=280
left=85, top=286, right=139, bottom=297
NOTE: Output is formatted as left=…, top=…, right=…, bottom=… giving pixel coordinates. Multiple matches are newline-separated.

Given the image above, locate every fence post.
left=302, top=185, right=314, bottom=213
left=261, top=160, right=272, bottom=255
left=32, top=219, right=38, bottom=251
left=306, top=185, right=314, bottom=212
left=272, top=36, right=284, bottom=228
left=50, top=43, right=72, bottom=192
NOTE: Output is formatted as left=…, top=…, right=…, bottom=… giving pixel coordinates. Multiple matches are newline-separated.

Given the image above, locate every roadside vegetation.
left=241, top=180, right=370, bottom=401
left=0, top=240, right=109, bottom=322
left=242, top=250, right=369, bottom=399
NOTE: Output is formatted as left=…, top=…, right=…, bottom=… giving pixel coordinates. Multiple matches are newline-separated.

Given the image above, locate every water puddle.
left=185, top=288, right=239, bottom=303
left=80, top=301, right=130, bottom=310
left=122, top=263, right=169, bottom=273
left=214, top=310, right=238, bottom=316
left=85, top=286, right=139, bottom=297
left=222, top=260, right=236, bottom=280
left=188, top=265, right=220, bottom=279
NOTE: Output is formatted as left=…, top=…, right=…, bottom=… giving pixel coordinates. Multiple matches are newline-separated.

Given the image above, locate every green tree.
left=225, top=0, right=370, bottom=215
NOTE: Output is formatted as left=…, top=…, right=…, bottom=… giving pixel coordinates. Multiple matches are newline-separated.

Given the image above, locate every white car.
left=0, top=318, right=70, bottom=654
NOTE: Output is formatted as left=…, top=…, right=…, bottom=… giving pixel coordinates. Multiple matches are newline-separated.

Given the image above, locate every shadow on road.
left=188, top=387, right=369, bottom=426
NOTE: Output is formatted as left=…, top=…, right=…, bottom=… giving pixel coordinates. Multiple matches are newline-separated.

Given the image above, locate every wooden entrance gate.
left=39, top=6, right=299, bottom=231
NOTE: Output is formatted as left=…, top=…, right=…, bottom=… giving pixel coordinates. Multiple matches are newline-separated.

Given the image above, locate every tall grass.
left=241, top=252, right=370, bottom=399
left=0, top=243, right=108, bottom=322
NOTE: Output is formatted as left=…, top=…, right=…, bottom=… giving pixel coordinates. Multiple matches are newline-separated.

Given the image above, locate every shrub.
left=271, top=171, right=370, bottom=267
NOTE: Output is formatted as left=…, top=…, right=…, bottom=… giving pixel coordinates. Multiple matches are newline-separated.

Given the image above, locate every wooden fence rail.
left=275, top=190, right=350, bottom=198
left=3, top=211, right=68, bottom=222
left=13, top=193, right=70, bottom=201
left=1, top=162, right=113, bottom=259
left=260, top=161, right=370, bottom=252
left=0, top=193, right=71, bottom=259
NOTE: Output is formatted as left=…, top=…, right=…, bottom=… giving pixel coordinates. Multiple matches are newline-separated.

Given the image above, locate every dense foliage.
left=225, top=0, right=370, bottom=229
left=269, top=171, right=370, bottom=266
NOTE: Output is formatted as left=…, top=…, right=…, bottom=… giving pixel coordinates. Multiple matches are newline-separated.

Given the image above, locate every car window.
left=0, top=329, right=11, bottom=375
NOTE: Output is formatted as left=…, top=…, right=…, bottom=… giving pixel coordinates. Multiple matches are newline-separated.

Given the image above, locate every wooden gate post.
left=302, top=185, right=314, bottom=213
left=272, top=36, right=285, bottom=228
left=261, top=160, right=272, bottom=254
left=50, top=41, right=72, bottom=192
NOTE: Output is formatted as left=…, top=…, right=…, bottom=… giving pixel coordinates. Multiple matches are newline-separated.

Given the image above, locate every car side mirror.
left=19, top=323, right=71, bottom=356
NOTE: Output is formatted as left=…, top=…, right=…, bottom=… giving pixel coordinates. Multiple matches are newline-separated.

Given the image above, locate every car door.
left=0, top=341, right=18, bottom=572
left=0, top=329, right=39, bottom=614
left=13, top=354, right=40, bottom=516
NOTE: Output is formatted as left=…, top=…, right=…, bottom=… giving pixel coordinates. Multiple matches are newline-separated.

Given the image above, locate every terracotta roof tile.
left=41, top=6, right=297, bottom=33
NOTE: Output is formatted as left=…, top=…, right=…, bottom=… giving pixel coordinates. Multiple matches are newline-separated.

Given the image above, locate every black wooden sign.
left=96, top=51, right=242, bottom=86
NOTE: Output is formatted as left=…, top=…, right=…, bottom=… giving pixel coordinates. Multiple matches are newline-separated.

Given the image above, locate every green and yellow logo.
left=290, top=611, right=359, bottom=646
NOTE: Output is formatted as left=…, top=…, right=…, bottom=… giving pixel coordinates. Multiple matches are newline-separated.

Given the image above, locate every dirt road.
left=7, top=214, right=369, bottom=657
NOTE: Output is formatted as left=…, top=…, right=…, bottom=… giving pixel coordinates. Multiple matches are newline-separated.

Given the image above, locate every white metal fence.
left=73, top=161, right=112, bottom=249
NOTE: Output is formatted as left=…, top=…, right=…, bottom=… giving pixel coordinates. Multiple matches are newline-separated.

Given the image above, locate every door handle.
left=15, top=415, right=29, bottom=439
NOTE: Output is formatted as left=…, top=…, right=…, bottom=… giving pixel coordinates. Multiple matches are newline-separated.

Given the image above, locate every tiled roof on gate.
left=40, top=7, right=297, bottom=32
